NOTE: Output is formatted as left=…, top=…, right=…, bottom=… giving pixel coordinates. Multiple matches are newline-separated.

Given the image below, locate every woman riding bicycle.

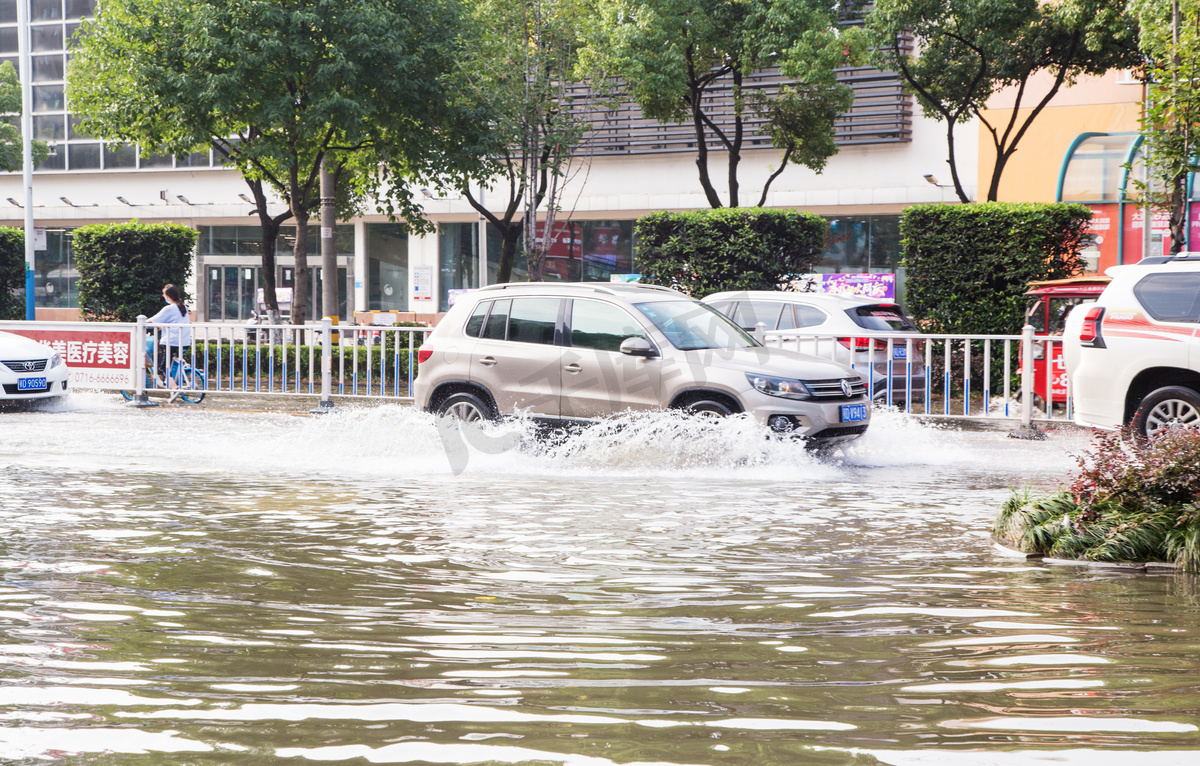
left=147, top=284, right=192, bottom=396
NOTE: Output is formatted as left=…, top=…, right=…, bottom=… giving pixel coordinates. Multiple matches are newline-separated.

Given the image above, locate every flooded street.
left=1, top=394, right=1198, bottom=765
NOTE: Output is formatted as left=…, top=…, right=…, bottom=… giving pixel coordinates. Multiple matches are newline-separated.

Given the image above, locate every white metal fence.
left=0, top=316, right=431, bottom=407
left=762, top=325, right=1072, bottom=428
left=3, top=318, right=1070, bottom=430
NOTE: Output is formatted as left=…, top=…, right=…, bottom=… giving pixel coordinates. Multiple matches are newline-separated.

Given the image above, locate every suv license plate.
left=17, top=377, right=46, bottom=391
left=840, top=404, right=868, bottom=423
left=893, top=346, right=907, bottom=359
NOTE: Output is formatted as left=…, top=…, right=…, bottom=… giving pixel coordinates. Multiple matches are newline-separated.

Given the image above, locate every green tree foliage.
left=581, top=0, right=859, bottom=209
left=455, top=0, right=589, bottom=282
left=0, top=227, right=23, bottom=320
left=67, top=0, right=483, bottom=323
left=869, top=0, right=1140, bottom=202
left=73, top=222, right=198, bottom=322
left=635, top=208, right=827, bottom=296
left=901, top=203, right=1090, bottom=335
left=1130, top=0, right=1200, bottom=254
left=0, top=61, right=49, bottom=172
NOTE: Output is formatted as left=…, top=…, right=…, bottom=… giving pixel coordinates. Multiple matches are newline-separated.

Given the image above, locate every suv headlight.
left=747, top=373, right=811, bottom=400
left=48, top=353, right=62, bottom=369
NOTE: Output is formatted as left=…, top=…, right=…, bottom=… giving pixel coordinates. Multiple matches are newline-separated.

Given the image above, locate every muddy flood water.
left=1, top=393, right=1198, bottom=765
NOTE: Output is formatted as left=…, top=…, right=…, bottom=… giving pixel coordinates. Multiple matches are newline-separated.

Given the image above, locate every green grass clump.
left=995, top=429, right=1200, bottom=571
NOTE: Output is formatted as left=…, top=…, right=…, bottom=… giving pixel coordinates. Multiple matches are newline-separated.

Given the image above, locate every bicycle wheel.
left=178, top=367, right=206, bottom=403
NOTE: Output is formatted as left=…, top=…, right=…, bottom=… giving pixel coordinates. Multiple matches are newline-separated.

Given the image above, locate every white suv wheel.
left=438, top=392, right=492, bottom=422
left=1133, top=386, right=1200, bottom=439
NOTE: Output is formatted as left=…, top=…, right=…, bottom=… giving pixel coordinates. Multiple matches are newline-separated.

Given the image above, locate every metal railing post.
left=129, top=314, right=157, bottom=408
left=310, top=317, right=336, bottom=413
left=1009, top=324, right=1045, bottom=440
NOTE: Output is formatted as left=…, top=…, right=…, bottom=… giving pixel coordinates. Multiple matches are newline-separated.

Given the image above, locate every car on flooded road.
left=414, top=282, right=871, bottom=446
left=701, top=291, right=927, bottom=403
left=0, top=330, right=69, bottom=402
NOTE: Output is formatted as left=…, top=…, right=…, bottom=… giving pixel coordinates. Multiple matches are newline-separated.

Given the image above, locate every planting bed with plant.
left=995, top=427, right=1200, bottom=571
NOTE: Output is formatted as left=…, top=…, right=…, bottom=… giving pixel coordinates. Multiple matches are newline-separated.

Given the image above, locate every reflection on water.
left=1, top=394, right=1198, bottom=764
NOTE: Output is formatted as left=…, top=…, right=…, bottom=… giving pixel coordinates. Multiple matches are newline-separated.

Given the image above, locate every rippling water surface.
left=1, top=394, right=1198, bottom=765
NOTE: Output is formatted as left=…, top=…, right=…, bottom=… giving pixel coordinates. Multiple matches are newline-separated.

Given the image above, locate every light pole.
left=17, top=0, right=35, bottom=320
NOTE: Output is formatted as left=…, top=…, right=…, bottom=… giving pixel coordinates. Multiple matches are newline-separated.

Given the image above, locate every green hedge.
left=901, top=203, right=1091, bottom=335
left=635, top=208, right=827, bottom=296
left=0, top=226, right=21, bottom=320
left=74, top=221, right=198, bottom=321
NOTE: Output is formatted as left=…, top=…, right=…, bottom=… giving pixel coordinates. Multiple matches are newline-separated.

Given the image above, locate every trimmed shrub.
left=901, top=203, right=1091, bottom=335
left=635, top=208, right=827, bottom=296
left=0, top=226, right=22, bottom=320
left=994, top=429, right=1200, bottom=571
left=74, top=221, right=198, bottom=322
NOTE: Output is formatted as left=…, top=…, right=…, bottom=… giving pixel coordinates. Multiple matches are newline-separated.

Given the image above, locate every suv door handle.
left=563, top=363, right=582, bottom=373
left=479, top=356, right=497, bottom=366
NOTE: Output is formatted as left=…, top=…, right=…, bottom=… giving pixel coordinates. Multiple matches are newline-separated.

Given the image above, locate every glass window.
left=67, top=141, right=99, bottom=169
left=31, top=54, right=64, bottom=82
left=570, top=299, right=646, bottom=352
left=1060, top=134, right=1139, bottom=203
left=139, top=150, right=174, bottom=168
left=35, top=229, right=76, bottom=308
left=507, top=297, right=560, bottom=344
left=367, top=223, right=408, bottom=311
left=66, top=0, right=96, bottom=19
left=35, top=145, right=64, bottom=169
left=849, top=304, right=919, bottom=331
left=464, top=301, right=489, bottom=337
left=31, top=24, right=62, bottom=52
left=795, top=304, right=827, bottom=328
left=482, top=298, right=510, bottom=340
left=103, top=142, right=136, bottom=168
left=0, top=27, right=17, bottom=54
left=1133, top=273, right=1200, bottom=322
left=438, top=222, right=478, bottom=312
left=731, top=301, right=784, bottom=331
left=32, top=84, right=62, bottom=111
left=777, top=304, right=798, bottom=330
left=32, top=114, right=64, bottom=141
left=0, top=1, right=17, bottom=24
left=32, top=0, right=63, bottom=21
left=636, top=301, right=755, bottom=351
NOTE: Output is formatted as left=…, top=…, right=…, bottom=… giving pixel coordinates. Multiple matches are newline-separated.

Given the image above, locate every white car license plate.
left=17, top=377, right=46, bottom=391
left=840, top=404, right=868, bottom=423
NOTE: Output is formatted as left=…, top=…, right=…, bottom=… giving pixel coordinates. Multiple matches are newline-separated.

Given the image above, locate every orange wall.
left=976, top=101, right=1143, bottom=202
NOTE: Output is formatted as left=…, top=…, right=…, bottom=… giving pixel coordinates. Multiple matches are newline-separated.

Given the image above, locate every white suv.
left=414, top=282, right=872, bottom=445
left=1064, top=256, right=1200, bottom=438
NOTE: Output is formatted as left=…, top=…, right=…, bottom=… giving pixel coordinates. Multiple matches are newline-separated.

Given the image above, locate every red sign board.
left=3, top=328, right=135, bottom=388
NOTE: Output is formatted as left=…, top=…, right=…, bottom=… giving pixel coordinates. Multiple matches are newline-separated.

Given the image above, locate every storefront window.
left=481, top=220, right=634, bottom=284
left=815, top=215, right=902, bottom=274
left=439, top=222, right=479, bottom=312
left=34, top=228, right=76, bottom=308
left=367, top=223, right=408, bottom=311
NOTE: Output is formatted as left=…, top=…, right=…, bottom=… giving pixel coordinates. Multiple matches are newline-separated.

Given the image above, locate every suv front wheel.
left=1131, top=385, right=1200, bottom=439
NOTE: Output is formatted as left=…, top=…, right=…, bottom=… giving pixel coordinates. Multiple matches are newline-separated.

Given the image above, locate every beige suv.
left=414, top=282, right=871, bottom=445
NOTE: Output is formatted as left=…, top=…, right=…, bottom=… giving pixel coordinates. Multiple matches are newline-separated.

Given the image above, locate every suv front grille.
left=2, top=359, right=47, bottom=373
left=806, top=377, right=868, bottom=401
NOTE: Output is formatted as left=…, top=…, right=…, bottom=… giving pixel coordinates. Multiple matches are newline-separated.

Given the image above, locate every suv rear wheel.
left=1131, top=385, right=1200, bottom=439
left=437, top=391, right=495, bottom=422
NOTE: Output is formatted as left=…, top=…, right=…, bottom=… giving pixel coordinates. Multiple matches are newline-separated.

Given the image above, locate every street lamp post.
left=17, top=0, right=35, bottom=320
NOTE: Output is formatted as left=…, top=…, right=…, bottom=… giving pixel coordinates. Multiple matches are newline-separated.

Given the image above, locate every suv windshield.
left=848, top=304, right=918, bottom=332
left=635, top=301, right=757, bottom=351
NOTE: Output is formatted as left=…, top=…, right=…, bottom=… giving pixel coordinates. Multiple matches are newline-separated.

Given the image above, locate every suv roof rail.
left=1139, top=253, right=1200, bottom=265
left=472, top=281, right=682, bottom=296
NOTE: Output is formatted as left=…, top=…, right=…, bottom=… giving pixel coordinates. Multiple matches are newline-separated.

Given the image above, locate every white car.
left=0, top=330, right=69, bottom=401
left=1064, top=255, right=1200, bottom=438
left=701, top=291, right=927, bottom=402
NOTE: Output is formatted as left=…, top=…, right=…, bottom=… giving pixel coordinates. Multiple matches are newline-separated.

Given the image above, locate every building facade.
left=0, top=0, right=978, bottom=322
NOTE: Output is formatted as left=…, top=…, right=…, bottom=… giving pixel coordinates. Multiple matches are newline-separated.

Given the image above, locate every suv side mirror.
left=619, top=336, right=658, bottom=358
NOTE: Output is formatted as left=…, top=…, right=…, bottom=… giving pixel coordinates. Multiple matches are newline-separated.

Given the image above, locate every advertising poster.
left=2, top=326, right=135, bottom=389
left=815, top=273, right=896, bottom=300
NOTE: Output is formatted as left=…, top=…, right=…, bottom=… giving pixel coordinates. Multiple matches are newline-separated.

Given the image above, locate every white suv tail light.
left=1079, top=307, right=1106, bottom=348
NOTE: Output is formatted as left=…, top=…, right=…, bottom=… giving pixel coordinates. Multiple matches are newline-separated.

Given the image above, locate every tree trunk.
left=292, top=208, right=310, bottom=325
left=246, top=178, right=291, bottom=325
left=1170, top=173, right=1188, bottom=255
left=496, top=223, right=522, bottom=283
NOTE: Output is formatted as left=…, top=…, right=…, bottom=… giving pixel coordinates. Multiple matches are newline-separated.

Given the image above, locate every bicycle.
left=120, top=341, right=206, bottom=403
